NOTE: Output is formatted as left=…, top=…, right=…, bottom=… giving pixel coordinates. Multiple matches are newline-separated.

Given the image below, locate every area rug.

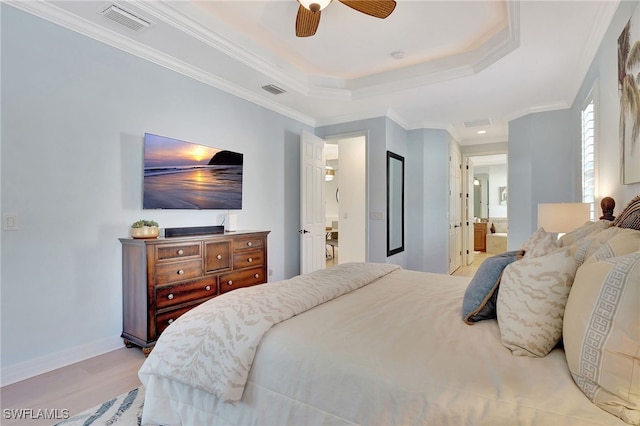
left=55, top=387, right=145, bottom=426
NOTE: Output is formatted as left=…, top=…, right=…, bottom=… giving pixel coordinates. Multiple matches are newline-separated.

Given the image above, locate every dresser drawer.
left=156, top=243, right=201, bottom=261
left=232, top=249, right=264, bottom=270
left=155, top=305, right=200, bottom=336
left=219, top=267, right=265, bottom=294
left=204, top=241, right=232, bottom=272
left=156, top=276, right=217, bottom=309
left=233, top=236, right=263, bottom=251
left=155, top=259, right=202, bottom=284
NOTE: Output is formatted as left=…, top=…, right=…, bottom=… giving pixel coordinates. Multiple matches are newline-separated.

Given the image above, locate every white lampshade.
left=537, top=203, right=591, bottom=234
left=298, top=0, right=332, bottom=12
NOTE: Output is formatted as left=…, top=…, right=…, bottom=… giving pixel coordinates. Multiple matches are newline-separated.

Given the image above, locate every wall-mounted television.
left=143, top=133, right=243, bottom=210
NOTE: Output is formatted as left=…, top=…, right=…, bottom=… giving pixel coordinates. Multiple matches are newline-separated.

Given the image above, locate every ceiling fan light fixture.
left=298, top=0, right=332, bottom=13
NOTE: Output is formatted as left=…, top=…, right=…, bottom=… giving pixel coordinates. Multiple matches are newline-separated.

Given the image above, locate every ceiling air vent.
left=261, top=84, right=287, bottom=95
left=464, top=118, right=492, bottom=128
left=101, top=5, right=150, bottom=32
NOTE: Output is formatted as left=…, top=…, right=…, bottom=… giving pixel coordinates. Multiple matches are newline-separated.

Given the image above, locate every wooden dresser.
left=474, top=222, right=487, bottom=252
left=119, top=230, right=270, bottom=353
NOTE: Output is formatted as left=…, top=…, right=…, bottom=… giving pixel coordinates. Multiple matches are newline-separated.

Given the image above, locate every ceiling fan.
left=296, top=0, right=397, bottom=37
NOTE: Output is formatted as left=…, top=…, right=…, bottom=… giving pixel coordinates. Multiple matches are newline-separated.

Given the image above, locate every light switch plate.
left=3, top=213, right=18, bottom=231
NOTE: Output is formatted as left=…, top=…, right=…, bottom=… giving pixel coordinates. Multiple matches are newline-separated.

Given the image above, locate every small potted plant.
left=130, top=219, right=160, bottom=239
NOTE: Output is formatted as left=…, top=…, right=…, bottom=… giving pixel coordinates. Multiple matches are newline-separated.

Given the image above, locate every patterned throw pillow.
left=612, top=194, right=640, bottom=230
left=519, top=227, right=548, bottom=254
left=461, top=250, right=524, bottom=324
left=526, top=232, right=560, bottom=257
left=563, top=252, right=640, bottom=425
left=497, top=247, right=578, bottom=357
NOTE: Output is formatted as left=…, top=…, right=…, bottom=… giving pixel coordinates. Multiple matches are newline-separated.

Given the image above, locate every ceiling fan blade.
left=296, top=5, right=321, bottom=37
left=339, top=0, right=396, bottom=19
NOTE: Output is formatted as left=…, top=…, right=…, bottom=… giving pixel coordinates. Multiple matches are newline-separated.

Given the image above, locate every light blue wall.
left=508, top=0, right=640, bottom=248
left=406, top=128, right=450, bottom=273
left=508, top=109, right=580, bottom=247
left=572, top=0, right=640, bottom=203
left=1, top=5, right=310, bottom=376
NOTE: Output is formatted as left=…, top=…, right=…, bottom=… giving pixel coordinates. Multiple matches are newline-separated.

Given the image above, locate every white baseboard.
left=1, top=336, right=124, bottom=387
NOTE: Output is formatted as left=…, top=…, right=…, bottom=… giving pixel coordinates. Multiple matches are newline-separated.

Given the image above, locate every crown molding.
left=564, top=0, right=620, bottom=108
left=5, top=1, right=317, bottom=127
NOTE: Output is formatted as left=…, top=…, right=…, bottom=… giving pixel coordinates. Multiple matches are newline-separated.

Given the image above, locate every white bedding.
left=140, top=266, right=625, bottom=425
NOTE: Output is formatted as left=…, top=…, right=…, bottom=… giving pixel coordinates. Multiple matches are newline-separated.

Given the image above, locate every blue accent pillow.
left=462, top=250, right=524, bottom=324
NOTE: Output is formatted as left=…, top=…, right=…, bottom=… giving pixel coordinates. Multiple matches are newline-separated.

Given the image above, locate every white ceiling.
left=10, top=0, right=619, bottom=145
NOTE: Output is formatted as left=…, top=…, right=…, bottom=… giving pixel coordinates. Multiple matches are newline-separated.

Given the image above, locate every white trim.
left=0, top=336, right=123, bottom=387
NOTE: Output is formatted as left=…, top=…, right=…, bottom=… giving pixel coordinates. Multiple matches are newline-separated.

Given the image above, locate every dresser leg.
left=123, top=339, right=133, bottom=348
left=142, top=347, right=153, bottom=357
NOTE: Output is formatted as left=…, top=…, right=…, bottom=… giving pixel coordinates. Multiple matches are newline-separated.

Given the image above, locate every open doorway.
left=465, top=153, right=507, bottom=267
left=325, top=143, right=339, bottom=267
left=324, top=136, right=366, bottom=268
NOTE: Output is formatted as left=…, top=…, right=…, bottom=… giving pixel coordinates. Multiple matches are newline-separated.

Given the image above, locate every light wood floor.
left=452, top=251, right=489, bottom=277
left=0, top=347, right=147, bottom=425
left=1, top=251, right=484, bottom=425
left=326, top=246, right=339, bottom=268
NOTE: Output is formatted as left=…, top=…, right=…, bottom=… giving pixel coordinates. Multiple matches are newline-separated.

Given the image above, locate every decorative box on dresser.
left=120, top=230, right=270, bottom=354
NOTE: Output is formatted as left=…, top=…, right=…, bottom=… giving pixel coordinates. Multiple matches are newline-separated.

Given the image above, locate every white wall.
left=486, top=164, right=508, bottom=218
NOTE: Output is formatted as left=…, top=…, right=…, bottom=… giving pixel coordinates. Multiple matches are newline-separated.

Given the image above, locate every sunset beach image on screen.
left=143, top=133, right=243, bottom=210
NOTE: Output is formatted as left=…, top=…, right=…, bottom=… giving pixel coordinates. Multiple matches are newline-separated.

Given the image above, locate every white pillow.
left=497, top=247, right=578, bottom=357
left=564, top=251, right=640, bottom=424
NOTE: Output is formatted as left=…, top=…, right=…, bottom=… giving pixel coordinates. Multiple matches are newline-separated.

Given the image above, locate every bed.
left=138, top=196, right=640, bottom=425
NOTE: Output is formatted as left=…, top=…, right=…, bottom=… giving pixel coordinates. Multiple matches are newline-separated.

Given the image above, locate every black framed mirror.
left=387, top=151, right=405, bottom=256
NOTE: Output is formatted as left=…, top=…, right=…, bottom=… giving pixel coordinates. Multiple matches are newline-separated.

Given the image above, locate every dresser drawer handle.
left=177, top=249, right=184, bottom=255
left=217, top=254, right=222, bottom=260
left=177, top=269, right=184, bottom=275
left=247, top=242, right=253, bottom=247
left=254, top=273, right=259, bottom=279
left=167, top=294, right=174, bottom=300
left=168, top=319, right=174, bottom=325
left=205, top=285, right=211, bottom=291
left=227, top=280, right=233, bottom=286
left=247, top=257, right=253, bottom=263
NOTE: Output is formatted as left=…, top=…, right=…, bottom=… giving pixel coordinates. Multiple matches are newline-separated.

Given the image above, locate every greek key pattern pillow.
left=563, top=252, right=640, bottom=424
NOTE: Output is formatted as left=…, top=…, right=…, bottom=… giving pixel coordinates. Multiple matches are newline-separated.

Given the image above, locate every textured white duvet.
left=140, top=265, right=625, bottom=425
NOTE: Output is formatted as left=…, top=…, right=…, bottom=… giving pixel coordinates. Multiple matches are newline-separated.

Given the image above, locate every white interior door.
left=300, top=130, right=326, bottom=274
left=466, top=157, right=475, bottom=265
left=449, top=148, right=463, bottom=274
